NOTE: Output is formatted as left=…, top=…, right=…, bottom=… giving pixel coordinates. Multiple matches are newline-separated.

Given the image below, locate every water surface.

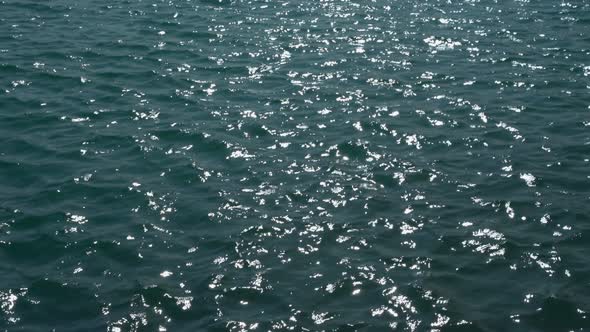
left=1, top=0, right=590, bottom=331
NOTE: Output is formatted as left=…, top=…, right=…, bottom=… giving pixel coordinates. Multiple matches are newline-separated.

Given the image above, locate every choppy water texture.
left=1, top=0, right=590, bottom=331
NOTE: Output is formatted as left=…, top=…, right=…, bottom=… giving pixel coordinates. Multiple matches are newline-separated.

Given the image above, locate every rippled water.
left=1, top=0, right=590, bottom=330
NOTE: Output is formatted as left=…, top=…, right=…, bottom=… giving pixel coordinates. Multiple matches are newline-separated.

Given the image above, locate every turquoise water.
left=1, top=0, right=590, bottom=330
